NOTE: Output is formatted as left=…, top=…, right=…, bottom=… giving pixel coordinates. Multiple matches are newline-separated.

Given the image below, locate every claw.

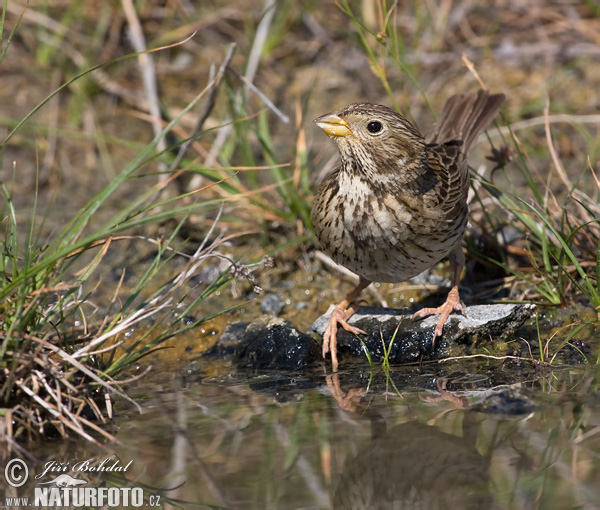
left=412, top=286, right=466, bottom=345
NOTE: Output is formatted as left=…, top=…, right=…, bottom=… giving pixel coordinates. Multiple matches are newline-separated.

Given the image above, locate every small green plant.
left=0, top=0, right=26, bottom=64
left=0, top=42, right=246, bottom=446
left=380, top=322, right=403, bottom=396
left=472, top=137, right=600, bottom=311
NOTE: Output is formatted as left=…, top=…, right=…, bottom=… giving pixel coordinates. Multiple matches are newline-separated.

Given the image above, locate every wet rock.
left=204, top=321, right=249, bottom=357
left=561, top=339, right=592, bottom=364
left=233, top=316, right=321, bottom=370
left=185, top=360, right=202, bottom=377
left=260, top=293, right=285, bottom=315
left=472, top=386, right=536, bottom=419
left=310, top=304, right=535, bottom=364
left=182, top=315, right=197, bottom=326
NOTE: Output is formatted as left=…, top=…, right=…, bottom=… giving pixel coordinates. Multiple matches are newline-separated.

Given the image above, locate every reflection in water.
left=119, top=367, right=600, bottom=509
left=333, top=421, right=490, bottom=509
left=11, top=366, right=598, bottom=509
left=327, top=374, right=491, bottom=509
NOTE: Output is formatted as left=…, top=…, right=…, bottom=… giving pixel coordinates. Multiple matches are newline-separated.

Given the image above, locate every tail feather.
left=427, top=90, right=505, bottom=153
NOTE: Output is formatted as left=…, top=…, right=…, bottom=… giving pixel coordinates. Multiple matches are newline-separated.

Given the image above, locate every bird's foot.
left=412, top=286, right=465, bottom=344
left=420, top=378, right=468, bottom=408
left=323, top=304, right=367, bottom=372
left=326, top=374, right=366, bottom=412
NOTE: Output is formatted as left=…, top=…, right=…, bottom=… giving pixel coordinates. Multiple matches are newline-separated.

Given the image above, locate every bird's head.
left=314, top=103, right=425, bottom=179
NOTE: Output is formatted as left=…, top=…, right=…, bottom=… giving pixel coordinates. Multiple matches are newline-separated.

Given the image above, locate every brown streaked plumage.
left=311, top=90, right=505, bottom=371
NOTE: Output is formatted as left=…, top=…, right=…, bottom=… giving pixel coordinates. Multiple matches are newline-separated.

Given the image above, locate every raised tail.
left=427, top=89, right=505, bottom=153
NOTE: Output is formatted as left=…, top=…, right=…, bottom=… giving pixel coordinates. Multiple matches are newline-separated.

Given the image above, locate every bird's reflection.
left=327, top=374, right=492, bottom=509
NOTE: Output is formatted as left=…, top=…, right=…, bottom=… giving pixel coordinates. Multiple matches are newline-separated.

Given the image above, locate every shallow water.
left=14, top=361, right=596, bottom=510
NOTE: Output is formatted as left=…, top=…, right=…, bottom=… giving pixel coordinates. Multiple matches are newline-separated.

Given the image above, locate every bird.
left=311, top=89, right=505, bottom=371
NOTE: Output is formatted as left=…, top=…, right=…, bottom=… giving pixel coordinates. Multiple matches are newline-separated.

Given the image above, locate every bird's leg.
left=322, top=278, right=370, bottom=372
left=412, top=246, right=466, bottom=345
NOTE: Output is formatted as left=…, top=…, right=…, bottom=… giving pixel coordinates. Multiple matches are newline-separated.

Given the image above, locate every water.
left=4, top=361, right=599, bottom=509
left=108, top=364, right=600, bottom=509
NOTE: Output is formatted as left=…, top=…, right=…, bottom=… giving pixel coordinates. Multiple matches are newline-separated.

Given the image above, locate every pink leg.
left=322, top=279, right=370, bottom=372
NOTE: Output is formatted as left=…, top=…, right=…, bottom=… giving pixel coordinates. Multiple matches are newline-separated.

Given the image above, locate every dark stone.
left=472, top=387, right=536, bottom=418
left=310, top=304, right=535, bottom=364
left=260, top=293, right=285, bottom=315
left=559, top=339, right=592, bottom=364
left=185, top=360, right=202, bottom=377
left=203, top=321, right=249, bottom=357
left=182, top=315, right=196, bottom=326
left=233, top=316, right=321, bottom=370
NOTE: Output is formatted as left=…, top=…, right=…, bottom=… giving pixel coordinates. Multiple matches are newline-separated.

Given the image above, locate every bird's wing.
left=426, top=144, right=469, bottom=217
left=427, top=90, right=505, bottom=153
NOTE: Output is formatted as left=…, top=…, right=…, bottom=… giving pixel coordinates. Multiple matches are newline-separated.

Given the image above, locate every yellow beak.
left=314, top=113, right=352, bottom=137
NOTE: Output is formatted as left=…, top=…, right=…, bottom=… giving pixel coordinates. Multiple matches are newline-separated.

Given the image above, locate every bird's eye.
left=367, top=121, right=383, bottom=134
